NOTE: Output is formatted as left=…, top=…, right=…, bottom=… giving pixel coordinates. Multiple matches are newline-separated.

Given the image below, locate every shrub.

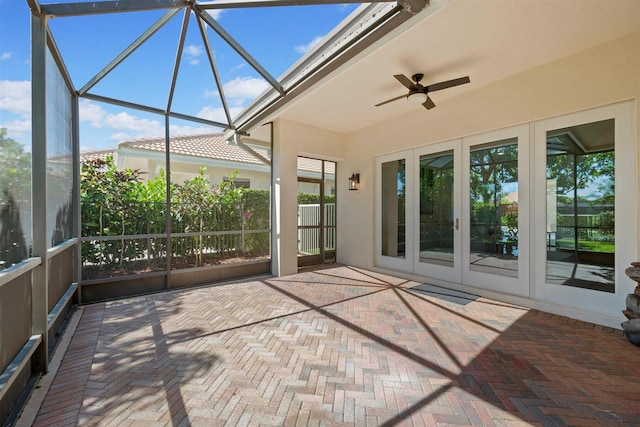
left=81, top=158, right=271, bottom=274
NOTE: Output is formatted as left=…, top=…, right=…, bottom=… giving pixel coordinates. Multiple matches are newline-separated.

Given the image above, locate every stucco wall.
left=337, top=31, right=640, bottom=269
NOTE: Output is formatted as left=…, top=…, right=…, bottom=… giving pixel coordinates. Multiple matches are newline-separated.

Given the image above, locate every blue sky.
left=0, top=1, right=359, bottom=152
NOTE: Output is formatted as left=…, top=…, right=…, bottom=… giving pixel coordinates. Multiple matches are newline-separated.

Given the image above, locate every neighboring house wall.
left=114, top=140, right=337, bottom=193
left=117, top=147, right=272, bottom=189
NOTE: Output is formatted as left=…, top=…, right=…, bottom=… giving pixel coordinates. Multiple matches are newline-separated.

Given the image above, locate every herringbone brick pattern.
left=32, top=266, right=640, bottom=426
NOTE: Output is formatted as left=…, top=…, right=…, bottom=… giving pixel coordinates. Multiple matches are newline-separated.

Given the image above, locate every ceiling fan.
left=375, top=73, right=470, bottom=110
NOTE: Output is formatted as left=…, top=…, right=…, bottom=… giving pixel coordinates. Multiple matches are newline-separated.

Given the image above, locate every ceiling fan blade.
left=394, top=74, right=416, bottom=90
left=422, top=96, right=436, bottom=110
left=375, top=94, right=406, bottom=107
left=426, top=76, right=470, bottom=92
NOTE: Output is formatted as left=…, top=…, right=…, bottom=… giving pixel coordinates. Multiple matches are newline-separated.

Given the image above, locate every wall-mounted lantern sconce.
left=348, top=173, right=360, bottom=191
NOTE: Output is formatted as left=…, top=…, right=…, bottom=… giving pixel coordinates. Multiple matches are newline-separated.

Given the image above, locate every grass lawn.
left=556, top=239, right=614, bottom=253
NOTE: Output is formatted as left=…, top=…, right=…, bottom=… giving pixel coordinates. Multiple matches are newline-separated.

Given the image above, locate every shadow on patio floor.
left=28, top=265, right=640, bottom=426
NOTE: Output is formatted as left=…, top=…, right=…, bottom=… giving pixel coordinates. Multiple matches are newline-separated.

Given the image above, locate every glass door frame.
left=462, top=124, right=531, bottom=297
left=375, top=101, right=635, bottom=320
left=297, top=177, right=328, bottom=267
left=413, top=140, right=462, bottom=283
left=376, top=150, right=414, bottom=271
left=376, top=127, right=530, bottom=295
left=533, top=101, right=636, bottom=314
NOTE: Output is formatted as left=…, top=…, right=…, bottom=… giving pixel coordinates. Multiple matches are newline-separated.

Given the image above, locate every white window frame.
left=413, top=139, right=463, bottom=283
left=462, top=124, right=531, bottom=297
left=375, top=150, right=414, bottom=272
left=533, top=101, right=636, bottom=316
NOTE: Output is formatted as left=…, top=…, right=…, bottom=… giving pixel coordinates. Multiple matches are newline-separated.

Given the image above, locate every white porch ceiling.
left=276, top=0, right=640, bottom=133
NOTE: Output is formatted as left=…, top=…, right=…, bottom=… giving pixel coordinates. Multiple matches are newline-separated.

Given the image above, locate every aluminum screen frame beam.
left=30, top=6, right=49, bottom=374
left=166, top=8, right=191, bottom=113
left=39, top=0, right=396, bottom=16
left=79, top=8, right=181, bottom=95
left=82, top=92, right=233, bottom=130
left=197, top=15, right=233, bottom=127
left=197, top=0, right=393, bottom=10
left=32, top=0, right=426, bottom=136
left=235, top=3, right=416, bottom=134
left=194, top=6, right=284, bottom=96
left=39, top=0, right=187, bottom=17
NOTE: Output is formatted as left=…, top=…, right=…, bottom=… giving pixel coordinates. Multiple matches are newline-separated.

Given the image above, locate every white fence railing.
left=298, top=203, right=335, bottom=255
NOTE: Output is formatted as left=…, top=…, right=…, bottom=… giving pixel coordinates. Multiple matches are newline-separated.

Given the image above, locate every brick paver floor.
left=29, top=266, right=640, bottom=426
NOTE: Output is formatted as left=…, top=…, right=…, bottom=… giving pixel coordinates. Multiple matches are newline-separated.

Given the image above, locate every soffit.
left=275, top=0, right=640, bottom=133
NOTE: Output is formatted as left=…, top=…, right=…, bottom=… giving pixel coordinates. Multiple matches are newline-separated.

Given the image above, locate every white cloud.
left=222, top=77, right=269, bottom=101
left=0, top=80, right=31, bottom=118
left=110, top=132, right=131, bottom=142
left=0, top=119, right=31, bottom=139
left=203, top=88, right=218, bottom=99
left=79, top=99, right=107, bottom=127
left=203, top=76, right=268, bottom=103
left=169, top=124, right=213, bottom=136
left=103, top=112, right=165, bottom=135
left=294, top=35, right=324, bottom=54
left=206, top=9, right=223, bottom=21
left=108, top=124, right=212, bottom=139
left=185, top=44, right=202, bottom=57
left=184, top=44, right=203, bottom=65
left=80, top=100, right=163, bottom=138
left=79, top=100, right=216, bottom=142
left=79, top=145, right=94, bottom=153
left=0, top=52, right=13, bottom=60
left=229, top=63, right=246, bottom=74
left=197, top=106, right=243, bottom=123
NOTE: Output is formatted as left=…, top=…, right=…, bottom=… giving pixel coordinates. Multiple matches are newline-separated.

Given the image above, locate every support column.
left=30, top=11, right=49, bottom=372
left=271, top=120, right=298, bottom=276
left=164, top=115, right=172, bottom=289
left=72, top=94, right=82, bottom=303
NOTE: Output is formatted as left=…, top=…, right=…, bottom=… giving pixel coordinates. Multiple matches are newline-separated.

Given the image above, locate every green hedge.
left=297, top=191, right=335, bottom=205
left=81, top=157, right=270, bottom=272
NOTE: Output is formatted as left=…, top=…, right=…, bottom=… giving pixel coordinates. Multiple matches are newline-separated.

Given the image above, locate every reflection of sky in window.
left=397, top=162, right=406, bottom=195
left=502, top=182, right=518, bottom=202
left=579, top=175, right=613, bottom=202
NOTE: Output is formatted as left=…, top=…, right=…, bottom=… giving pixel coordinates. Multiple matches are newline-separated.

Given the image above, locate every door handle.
left=455, top=218, right=459, bottom=231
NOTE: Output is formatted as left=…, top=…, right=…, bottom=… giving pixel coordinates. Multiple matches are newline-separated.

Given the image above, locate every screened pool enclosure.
left=0, top=0, right=427, bottom=421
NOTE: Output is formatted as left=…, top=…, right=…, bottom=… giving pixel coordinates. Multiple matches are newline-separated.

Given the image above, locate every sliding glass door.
left=377, top=151, right=413, bottom=271
left=414, top=141, right=462, bottom=283
left=378, top=128, right=529, bottom=295
left=411, top=127, right=529, bottom=295
left=376, top=102, right=634, bottom=317
left=534, top=102, right=635, bottom=315
left=297, top=157, right=336, bottom=267
left=462, top=125, right=530, bottom=296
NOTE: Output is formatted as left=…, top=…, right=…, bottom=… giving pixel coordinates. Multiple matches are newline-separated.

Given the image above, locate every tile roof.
left=120, top=133, right=269, bottom=166
left=81, top=135, right=336, bottom=176
left=80, top=149, right=116, bottom=163
left=297, top=156, right=336, bottom=175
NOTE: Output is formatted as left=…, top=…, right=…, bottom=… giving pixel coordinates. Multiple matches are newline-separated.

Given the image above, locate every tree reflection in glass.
left=0, top=129, right=31, bottom=271
left=546, top=119, right=615, bottom=292
left=469, top=138, right=519, bottom=278
left=419, top=151, right=454, bottom=267
left=381, top=159, right=406, bottom=258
